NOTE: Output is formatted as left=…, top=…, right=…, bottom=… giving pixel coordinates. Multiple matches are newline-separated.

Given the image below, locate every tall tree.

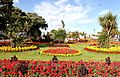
left=97, top=32, right=108, bottom=48
left=27, top=13, right=48, bottom=41
left=7, top=7, right=29, bottom=46
left=0, top=0, right=13, bottom=31
left=0, top=0, right=26, bottom=46
left=98, top=11, right=118, bottom=48
left=0, top=0, right=48, bottom=46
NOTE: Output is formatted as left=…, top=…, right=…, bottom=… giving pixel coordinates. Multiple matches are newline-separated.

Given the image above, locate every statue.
left=105, top=57, right=111, bottom=66
left=78, top=64, right=88, bottom=77
left=52, top=56, right=58, bottom=63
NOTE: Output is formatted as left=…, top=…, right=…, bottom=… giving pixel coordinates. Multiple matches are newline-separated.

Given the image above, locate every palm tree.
left=98, top=11, right=118, bottom=48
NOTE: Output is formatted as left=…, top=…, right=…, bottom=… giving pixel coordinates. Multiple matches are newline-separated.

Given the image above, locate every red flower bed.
left=89, top=43, right=97, bottom=46
left=25, top=42, right=50, bottom=45
left=0, top=40, right=11, bottom=45
left=0, top=59, right=120, bottom=77
left=52, top=44, right=70, bottom=47
left=41, top=48, right=81, bottom=56
left=111, top=42, right=120, bottom=44
left=0, top=42, right=10, bottom=44
left=44, top=48, right=78, bottom=54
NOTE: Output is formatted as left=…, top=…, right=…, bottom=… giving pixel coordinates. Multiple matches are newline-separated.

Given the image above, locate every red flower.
left=118, top=72, right=120, bottom=76
left=18, top=71, right=23, bottom=76
left=42, top=48, right=79, bottom=55
left=0, top=68, right=2, bottom=72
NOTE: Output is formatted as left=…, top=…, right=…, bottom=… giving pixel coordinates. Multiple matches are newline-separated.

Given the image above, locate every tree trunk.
left=107, top=36, right=110, bottom=48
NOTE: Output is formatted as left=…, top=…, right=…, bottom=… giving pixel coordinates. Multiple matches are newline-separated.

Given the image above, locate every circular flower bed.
left=84, top=46, right=120, bottom=54
left=50, top=44, right=70, bottom=47
left=0, top=45, right=38, bottom=52
left=41, top=48, right=81, bottom=56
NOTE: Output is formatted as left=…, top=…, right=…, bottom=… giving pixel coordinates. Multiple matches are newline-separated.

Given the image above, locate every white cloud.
left=98, top=10, right=110, bottom=16
left=33, top=0, right=94, bottom=32
left=13, top=0, right=20, bottom=4
left=55, top=0, right=68, bottom=6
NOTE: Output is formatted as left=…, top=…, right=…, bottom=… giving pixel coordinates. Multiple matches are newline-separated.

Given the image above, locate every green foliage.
left=0, top=0, right=48, bottom=46
left=67, top=31, right=79, bottom=38
left=97, top=32, right=108, bottom=48
left=42, top=32, right=53, bottom=42
left=72, top=31, right=79, bottom=38
left=98, top=11, right=118, bottom=48
left=27, top=13, right=48, bottom=41
left=50, top=28, right=66, bottom=43
left=0, top=0, right=13, bottom=31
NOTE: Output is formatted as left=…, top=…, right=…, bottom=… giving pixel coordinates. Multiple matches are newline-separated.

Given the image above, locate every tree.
left=98, top=32, right=108, bottom=48
left=50, top=28, right=66, bottom=43
left=66, top=32, right=72, bottom=38
left=7, top=7, right=29, bottom=46
left=67, top=31, right=79, bottom=38
left=0, top=0, right=27, bottom=46
left=27, top=13, right=48, bottom=41
left=72, top=31, right=79, bottom=39
left=0, top=0, right=13, bottom=31
left=98, top=11, right=118, bottom=48
left=42, top=32, right=53, bottom=42
left=0, top=0, right=48, bottom=46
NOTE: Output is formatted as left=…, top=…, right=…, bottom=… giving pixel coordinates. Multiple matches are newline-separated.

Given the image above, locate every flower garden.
left=1, top=0, right=120, bottom=76
left=40, top=47, right=81, bottom=56
left=84, top=46, right=120, bottom=54
left=0, top=59, right=120, bottom=77
left=0, top=45, right=38, bottom=52
left=0, top=42, right=120, bottom=76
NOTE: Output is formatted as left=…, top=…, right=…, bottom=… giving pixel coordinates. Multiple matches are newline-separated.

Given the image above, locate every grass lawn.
left=0, top=43, right=120, bottom=61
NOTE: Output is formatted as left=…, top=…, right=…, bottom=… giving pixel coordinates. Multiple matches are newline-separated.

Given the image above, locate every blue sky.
left=13, top=0, right=120, bottom=35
